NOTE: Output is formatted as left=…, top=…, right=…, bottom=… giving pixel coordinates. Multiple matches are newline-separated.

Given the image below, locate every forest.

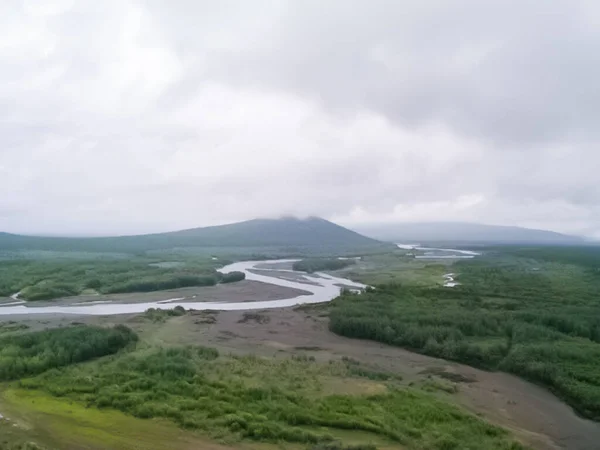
left=0, top=258, right=245, bottom=301
left=329, top=246, right=600, bottom=419
left=0, top=325, right=138, bottom=381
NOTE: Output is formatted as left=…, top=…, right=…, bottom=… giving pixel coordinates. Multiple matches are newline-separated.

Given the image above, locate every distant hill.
left=0, top=217, right=391, bottom=256
left=351, top=222, right=585, bottom=245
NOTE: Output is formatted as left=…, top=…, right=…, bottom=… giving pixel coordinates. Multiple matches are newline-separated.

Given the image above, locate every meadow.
left=329, top=246, right=600, bottom=420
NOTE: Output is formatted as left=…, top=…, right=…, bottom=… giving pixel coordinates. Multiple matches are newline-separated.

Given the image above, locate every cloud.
left=0, top=1, right=598, bottom=237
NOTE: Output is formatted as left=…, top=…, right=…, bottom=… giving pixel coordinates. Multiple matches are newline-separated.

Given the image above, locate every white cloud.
left=0, top=1, right=598, bottom=237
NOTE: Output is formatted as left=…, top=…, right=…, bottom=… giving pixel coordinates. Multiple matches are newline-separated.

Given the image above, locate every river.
left=0, top=260, right=367, bottom=316
left=396, top=243, right=480, bottom=259
left=397, top=243, right=481, bottom=287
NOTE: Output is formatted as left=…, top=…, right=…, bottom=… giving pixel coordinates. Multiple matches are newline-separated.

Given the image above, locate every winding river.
left=0, top=260, right=367, bottom=316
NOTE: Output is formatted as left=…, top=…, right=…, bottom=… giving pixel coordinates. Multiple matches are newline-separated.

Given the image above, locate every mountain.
left=0, top=217, right=391, bottom=256
left=351, top=222, right=585, bottom=245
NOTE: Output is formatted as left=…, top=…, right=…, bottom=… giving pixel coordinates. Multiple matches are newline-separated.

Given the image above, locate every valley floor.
left=3, top=305, right=599, bottom=450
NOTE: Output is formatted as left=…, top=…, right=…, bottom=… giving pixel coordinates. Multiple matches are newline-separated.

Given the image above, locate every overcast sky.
left=1, top=0, right=599, bottom=237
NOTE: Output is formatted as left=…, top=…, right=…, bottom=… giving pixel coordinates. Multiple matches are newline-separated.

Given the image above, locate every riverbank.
left=0, top=260, right=366, bottom=316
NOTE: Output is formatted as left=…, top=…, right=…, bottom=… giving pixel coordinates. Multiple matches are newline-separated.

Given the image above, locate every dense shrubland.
left=0, top=259, right=244, bottom=301
left=20, top=346, right=524, bottom=449
left=330, top=247, right=600, bottom=420
left=0, top=325, right=137, bottom=380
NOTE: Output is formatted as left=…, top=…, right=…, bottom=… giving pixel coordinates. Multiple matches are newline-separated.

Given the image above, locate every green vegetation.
left=17, top=345, right=524, bottom=449
left=340, top=253, right=449, bottom=286
left=293, top=258, right=356, bottom=273
left=220, top=271, right=246, bottom=283
left=329, top=246, right=600, bottom=420
left=0, top=325, right=137, bottom=381
left=0, top=257, right=244, bottom=301
left=143, top=306, right=187, bottom=323
left=1, top=388, right=237, bottom=450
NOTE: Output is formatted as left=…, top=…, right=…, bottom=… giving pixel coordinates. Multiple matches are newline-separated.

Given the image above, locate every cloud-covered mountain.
left=352, top=222, right=585, bottom=245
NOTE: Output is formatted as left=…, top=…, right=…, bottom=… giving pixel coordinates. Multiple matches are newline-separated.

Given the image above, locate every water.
left=397, top=244, right=481, bottom=287
left=0, top=260, right=367, bottom=316
left=443, top=273, right=460, bottom=287
left=397, top=243, right=480, bottom=259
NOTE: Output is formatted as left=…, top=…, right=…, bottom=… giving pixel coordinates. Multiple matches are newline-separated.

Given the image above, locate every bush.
left=0, top=325, right=138, bottom=381
left=219, top=271, right=246, bottom=283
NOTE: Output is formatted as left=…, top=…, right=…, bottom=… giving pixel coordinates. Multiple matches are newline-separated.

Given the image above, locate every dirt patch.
left=294, top=346, right=324, bottom=351
left=420, top=367, right=477, bottom=383
left=192, top=310, right=219, bottom=324
left=238, top=311, right=271, bottom=324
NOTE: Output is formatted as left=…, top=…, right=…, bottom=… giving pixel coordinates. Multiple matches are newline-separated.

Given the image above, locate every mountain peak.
left=0, top=217, right=390, bottom=255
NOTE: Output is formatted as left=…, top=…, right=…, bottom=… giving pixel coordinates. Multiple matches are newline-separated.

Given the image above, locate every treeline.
left=501, top=246, right=600, bottom=270
left=0, top=325, right=138, bottom=381
left=293, top=258, right=355, bottom=273
left=0, top=259, right=245, bottom=301
left=219, top=271, right=246, bottom=283
left=103, top=274, right=218, bottom=294
left=329, top=255, right=600, bottom=420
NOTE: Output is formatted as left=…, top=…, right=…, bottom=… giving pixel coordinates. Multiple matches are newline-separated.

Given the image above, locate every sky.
left=1, top=0, right=599, bottom=238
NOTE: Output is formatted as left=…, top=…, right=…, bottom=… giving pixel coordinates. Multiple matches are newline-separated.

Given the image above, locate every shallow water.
left=397, top=244, right=481, bottom=287
left=397, top=243, right=480, bottom=259
left=0, top=260, right=367, bottom=316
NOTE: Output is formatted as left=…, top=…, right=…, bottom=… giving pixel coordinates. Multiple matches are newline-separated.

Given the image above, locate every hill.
left=0, top=217, right=391, bottom=256
left=351, top=222, right=585, bottom=245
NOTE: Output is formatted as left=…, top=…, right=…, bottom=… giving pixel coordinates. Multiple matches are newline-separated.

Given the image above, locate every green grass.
left=338, top=253, right=449, bottom=286
left=1, top=388, right=269, bottom=450
left=329, top=246, right=600, bottom=420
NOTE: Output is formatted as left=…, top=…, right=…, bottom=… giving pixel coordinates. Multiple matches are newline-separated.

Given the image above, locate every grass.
left=338, top=253, right=449, bottom=286
left=0, top=389, right=276, bottom=450
left=329, top=246, right=600, bottom=420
